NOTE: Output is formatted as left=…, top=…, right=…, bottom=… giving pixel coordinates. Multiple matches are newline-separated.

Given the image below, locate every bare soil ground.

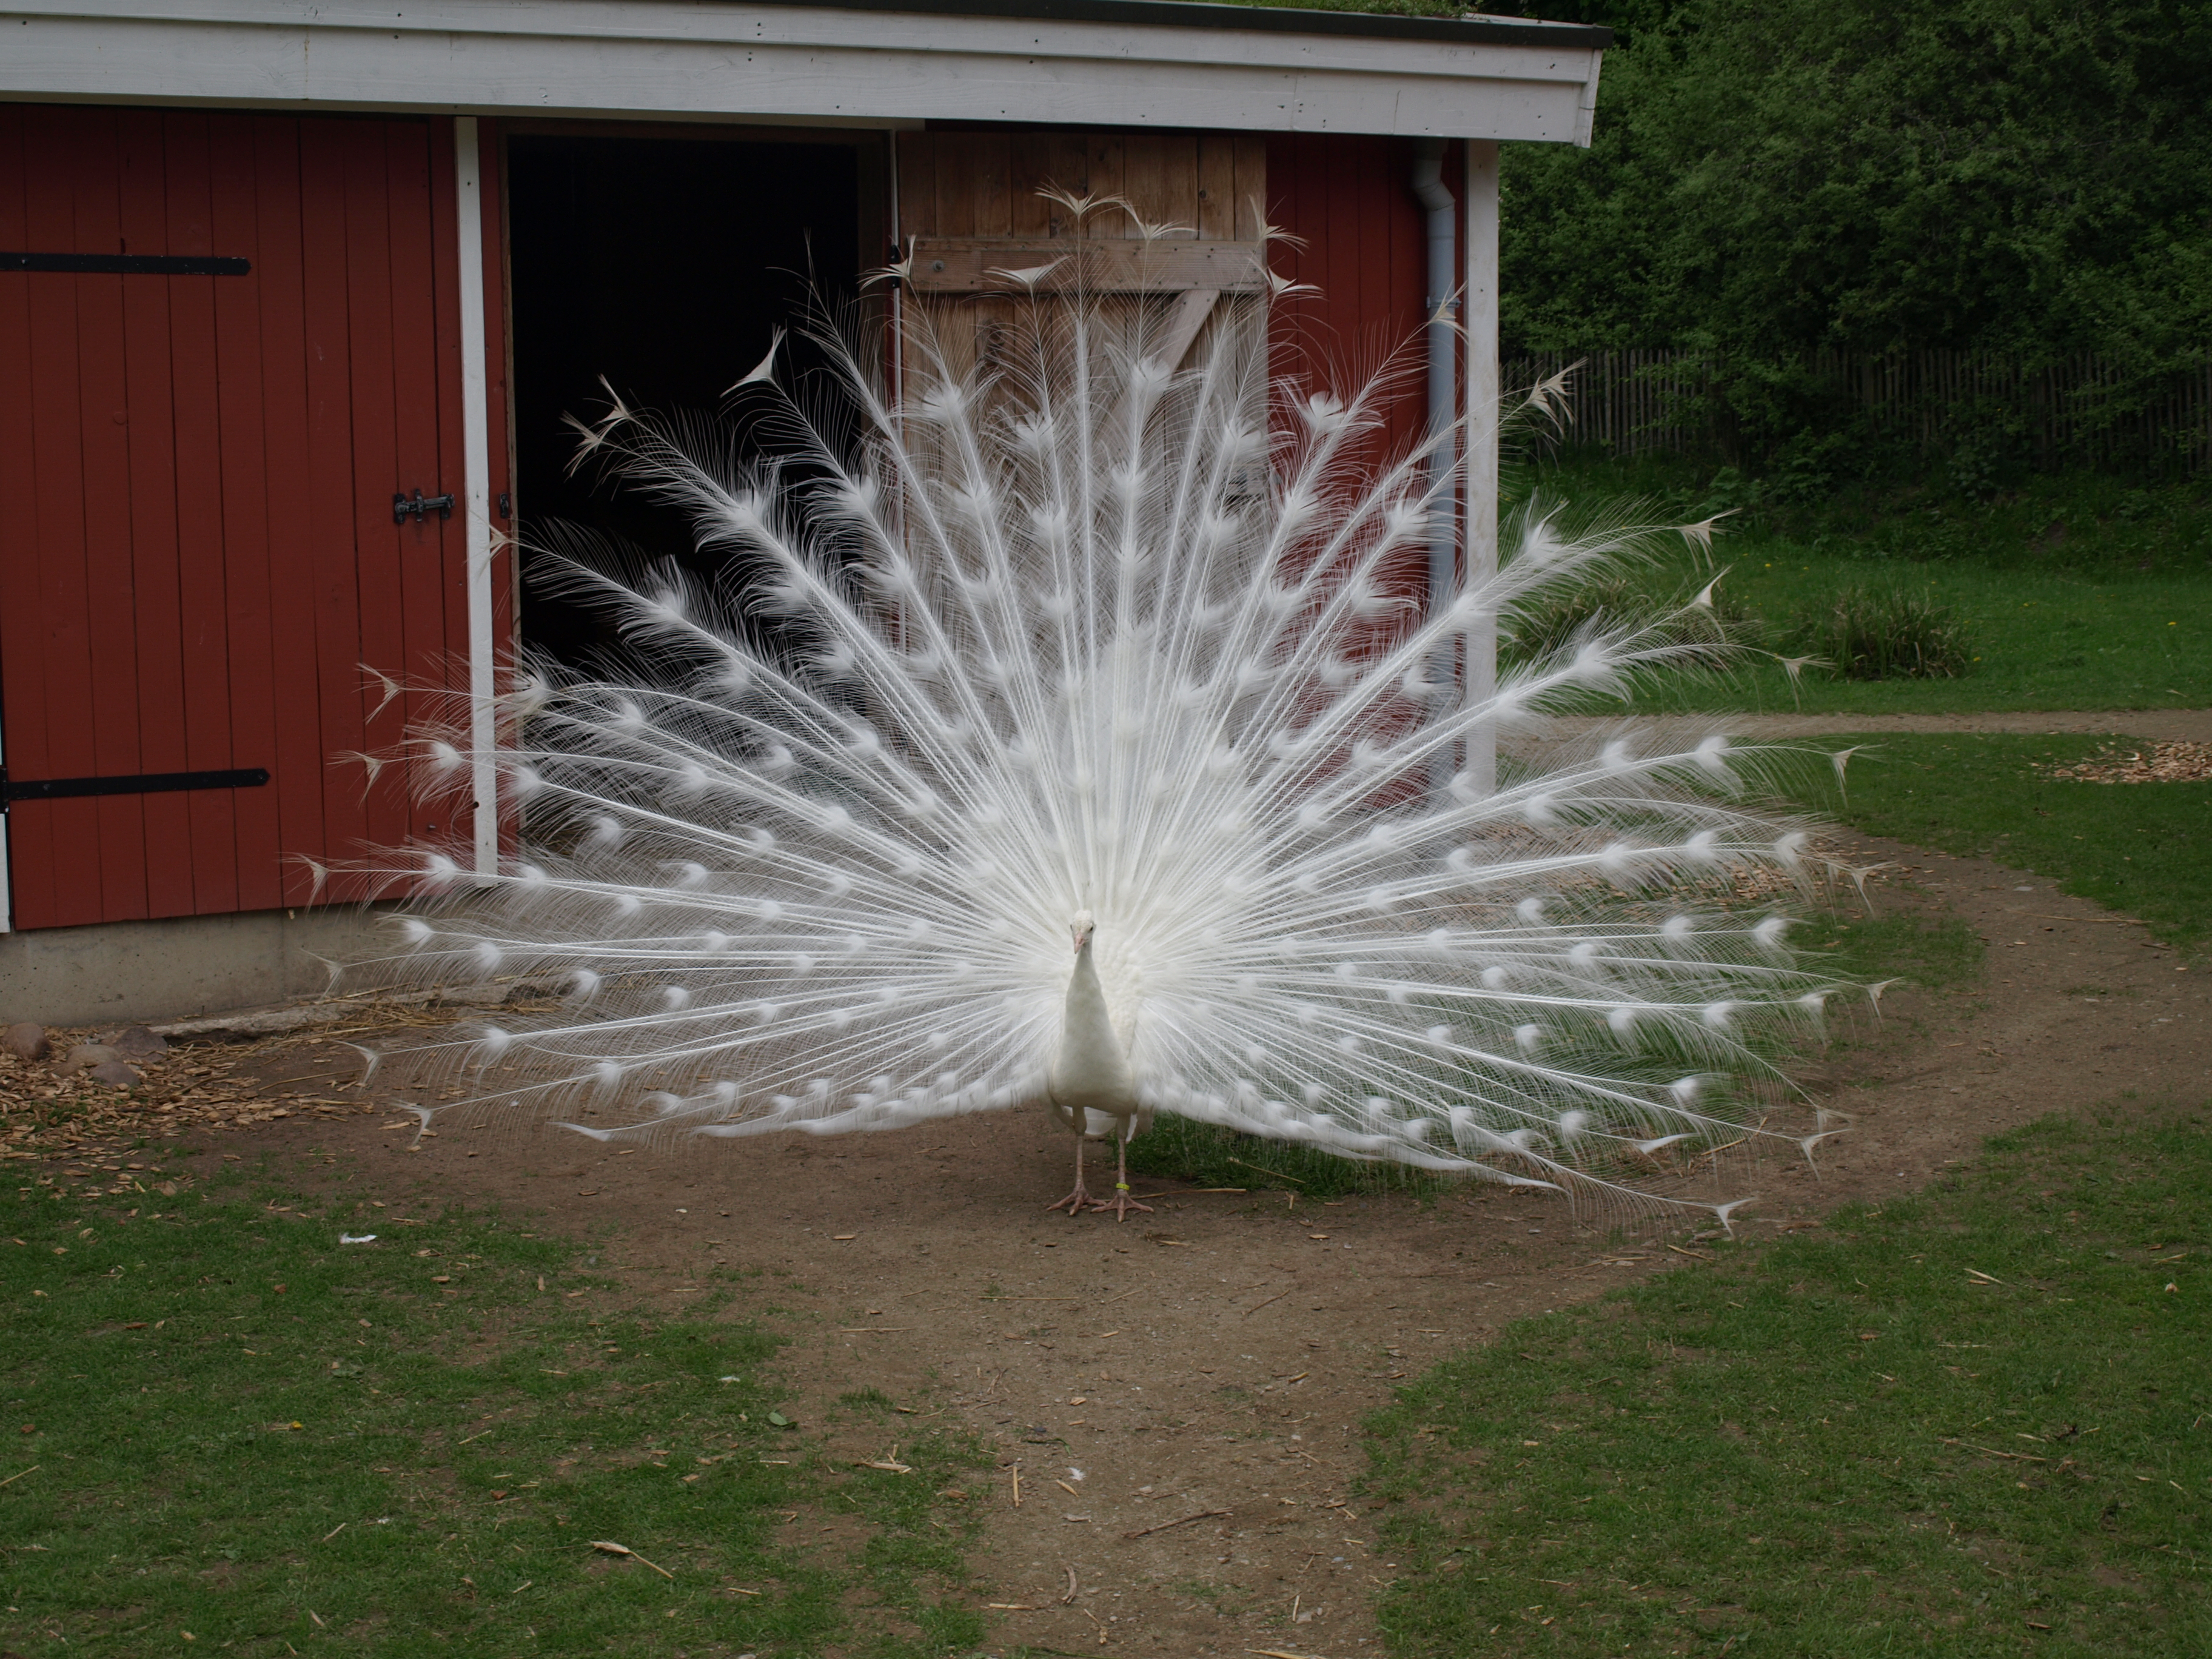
left=7, top=828, right=2207, bottom=1657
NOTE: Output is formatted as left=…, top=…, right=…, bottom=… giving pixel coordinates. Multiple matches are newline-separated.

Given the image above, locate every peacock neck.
left=1053, top=937, right=1135, bottom=1114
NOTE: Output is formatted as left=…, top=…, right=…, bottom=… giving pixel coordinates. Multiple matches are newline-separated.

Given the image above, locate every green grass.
left=1124, top=1112, right=1452, bottom=1198
left=0, top=1157, right=985, bottom=1657
left=1516, top=457, right=2212, bottom=713
left=1364, top=1103, right=2212, bottom=1657
left=1649, top=558, right=2210, bottom=715
left=1809, top=913, right=1988, bottom=991
left=1777, top=733, right=2210, bottom=957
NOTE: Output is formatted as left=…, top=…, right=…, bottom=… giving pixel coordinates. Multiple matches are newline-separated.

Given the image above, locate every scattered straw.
left=1121, top=1507, right=1232, bottom=1540
left=2042, top=741, right=2212, bottom=784
left=589, top=1540, right=675, bottom=1579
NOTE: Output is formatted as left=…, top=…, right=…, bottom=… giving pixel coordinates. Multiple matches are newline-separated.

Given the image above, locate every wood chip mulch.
left=2040, top=740, right=2212, bottom=785
left=0, top=1004, right=440, bottom=1166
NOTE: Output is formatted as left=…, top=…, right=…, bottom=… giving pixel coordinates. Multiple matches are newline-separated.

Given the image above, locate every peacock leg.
left=1096, top=1125, right=1155, bottom=1222
left=1044, top=1131, right=1098, bottom=1215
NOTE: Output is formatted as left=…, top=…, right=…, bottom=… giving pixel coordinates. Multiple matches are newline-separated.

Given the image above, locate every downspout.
left=1410, top=138, right=1458, bottom=803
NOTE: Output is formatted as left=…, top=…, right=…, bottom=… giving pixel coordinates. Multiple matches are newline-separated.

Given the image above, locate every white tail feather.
left=349, top=227, right=1849, bottom=1216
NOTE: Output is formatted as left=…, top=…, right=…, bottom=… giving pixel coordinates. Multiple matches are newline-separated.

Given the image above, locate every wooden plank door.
left=895, top=129, right=1268, bottom=410
left=0, top=106, right=511, bottom=932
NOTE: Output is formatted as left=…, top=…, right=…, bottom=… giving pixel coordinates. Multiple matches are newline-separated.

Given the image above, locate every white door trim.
left=1463, top=138, right=1501, bottom=800
left=455, top=115, right=499, bottom=877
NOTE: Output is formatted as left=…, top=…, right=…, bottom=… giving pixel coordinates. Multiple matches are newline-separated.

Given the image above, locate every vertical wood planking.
left=0, top=109, right=50, bottom=927
left=262, top=115, right=337, bottom=910
left=1009, top=131, right=1054, bottom=237
left=0, top=108, right=469, bottom=929
left=1120, top=135, right=1171, bottom=233
left=295, top=118, right=363, bottom=904
left=78, top=115, right=159, bottom=922
left=393, top=118, right=457, bottom=862
left=164, top=113, right=244, bottom=917
left=337, top=123, right=403, bottom=873
left=1196, top=135, right=1236, bottom=240
left=24, top=112, right=118, bottom=925
left=969, top=130, right=1013, bottom=239
left=1232, top=136, right=1267, bottom=243
left=894, top=132, right=934, bottom=249
left=208, top=112, right=283, bottom=913
left=1262, top=133, right=1432, bottom=805
left=1047, top=132, right=1090, bottom=225
left=116, top=107, right=196, bottom=919
left=1267, top=133, right=1429, bottom=458
left=1084, top=133, right=1125, bottom=231
left=932, top=132, right=979, bottom=238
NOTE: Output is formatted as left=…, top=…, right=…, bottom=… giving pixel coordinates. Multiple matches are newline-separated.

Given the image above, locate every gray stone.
left=55, top=1042, right=121, bottom=1078
left=2, top=1021, right=48, bottom=1061
left=96, top=1023, right=169, bottom=1061
left=87, top=1058, right=141, bottom=1089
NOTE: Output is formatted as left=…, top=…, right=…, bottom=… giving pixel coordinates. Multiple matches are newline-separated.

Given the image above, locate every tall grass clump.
left=1501, top=569, right=1761, bottom=669
left=1788, top=583, right=1973, bottom=679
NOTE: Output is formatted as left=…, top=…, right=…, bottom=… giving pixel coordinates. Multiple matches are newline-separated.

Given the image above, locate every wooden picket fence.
left=1504, top=349, right=2212, bottom=472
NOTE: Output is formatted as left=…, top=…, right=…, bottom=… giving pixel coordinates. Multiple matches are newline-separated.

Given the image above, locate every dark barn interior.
left=505, top=133, right=867, bottom=665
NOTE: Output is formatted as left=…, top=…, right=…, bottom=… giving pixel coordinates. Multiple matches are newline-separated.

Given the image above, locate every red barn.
left=0, top=0, right=1607, bottom=1023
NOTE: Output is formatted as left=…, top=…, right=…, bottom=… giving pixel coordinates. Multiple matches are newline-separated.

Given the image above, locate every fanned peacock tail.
left=352, top=194, right=1855, bottom=1218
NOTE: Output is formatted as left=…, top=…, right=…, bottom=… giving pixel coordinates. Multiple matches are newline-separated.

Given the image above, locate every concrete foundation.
left=0, top=905, right=394, bottom=1028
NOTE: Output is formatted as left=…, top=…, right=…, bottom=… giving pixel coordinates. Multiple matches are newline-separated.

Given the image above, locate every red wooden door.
left=0, top=106, right=509, bottom=931
left=1265, top=135, right=1455, bottom=803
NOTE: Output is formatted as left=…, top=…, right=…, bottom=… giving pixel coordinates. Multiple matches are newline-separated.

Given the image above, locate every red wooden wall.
left=0, top=106, right=511, bottom=932
left=1266, top=132, right=1455, bottom=467
left=1263, top=134, right=1463, bottom=797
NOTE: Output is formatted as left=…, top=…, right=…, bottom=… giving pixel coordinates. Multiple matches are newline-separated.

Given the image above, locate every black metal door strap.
left=1, top=252, right=251, bottom=276
left=0, top=767, right=270, bottom=806
left=394, top=489, right=457, bottom=524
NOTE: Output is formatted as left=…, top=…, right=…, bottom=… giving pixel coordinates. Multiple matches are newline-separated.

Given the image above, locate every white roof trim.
left=2, top=0, right=1606, bottom=142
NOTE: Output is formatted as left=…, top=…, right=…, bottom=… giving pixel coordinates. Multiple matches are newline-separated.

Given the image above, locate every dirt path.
left=70, top=830, right=2207, bottom=1658
left=1535, top=708, right=2212, bottom=742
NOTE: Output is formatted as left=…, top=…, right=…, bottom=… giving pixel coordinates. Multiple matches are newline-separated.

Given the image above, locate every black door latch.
left=393, top=489, right=456, bottom=525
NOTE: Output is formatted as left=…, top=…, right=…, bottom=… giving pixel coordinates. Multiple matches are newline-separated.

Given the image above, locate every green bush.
left=1496, top=0, right=2212, bottom=480
left=1786, top=583, right=1972, bottom=679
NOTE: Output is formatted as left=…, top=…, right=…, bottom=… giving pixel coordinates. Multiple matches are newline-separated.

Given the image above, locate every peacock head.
left=1070, top=910, right=1097, bottom=954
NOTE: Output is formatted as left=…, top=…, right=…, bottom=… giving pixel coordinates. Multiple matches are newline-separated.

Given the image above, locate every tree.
left=1500, top=0, right=2212, bottom=475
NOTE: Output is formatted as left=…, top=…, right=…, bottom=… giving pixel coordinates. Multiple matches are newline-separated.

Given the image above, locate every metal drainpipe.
left=1410, top=138, right=1459, bottom=804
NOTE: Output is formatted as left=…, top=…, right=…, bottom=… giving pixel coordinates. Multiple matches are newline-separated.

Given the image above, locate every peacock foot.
left=1095, top=1183, right=1155, bottom=1222
left=1044, top=1184, right=1102, bottom=1216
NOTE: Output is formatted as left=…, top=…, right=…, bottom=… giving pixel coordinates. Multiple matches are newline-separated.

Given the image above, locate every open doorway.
left=504, top=130, right=873, bottom=665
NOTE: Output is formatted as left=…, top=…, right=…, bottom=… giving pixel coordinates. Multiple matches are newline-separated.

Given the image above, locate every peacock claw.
left=1044, top=1187, right=1100, bottom=1216
left=1098, top=1190, right=1154, bottom=1222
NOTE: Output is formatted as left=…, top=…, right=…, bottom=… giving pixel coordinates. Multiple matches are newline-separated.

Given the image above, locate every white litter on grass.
left=340, top=1234, right=378, bottom=1245
left=719, top=1375, right=743, bottom=1383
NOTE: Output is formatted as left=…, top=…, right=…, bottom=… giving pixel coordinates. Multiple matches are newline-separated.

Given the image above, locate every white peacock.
left=361, top=193, right=1851, bottom=1222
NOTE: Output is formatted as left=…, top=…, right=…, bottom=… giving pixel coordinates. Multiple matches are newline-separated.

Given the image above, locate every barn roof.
left=4, top=0, right=1610, bottom=143
left=757, top=0, right=1612, bottom=50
